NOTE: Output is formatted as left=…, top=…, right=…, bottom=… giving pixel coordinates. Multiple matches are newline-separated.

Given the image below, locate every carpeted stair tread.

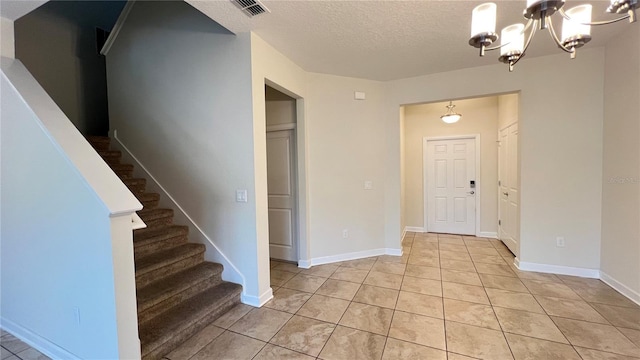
left=123, top=178, right=147, bottom=193
left=137, top=192, right=161, bottom=209
left=139, top=282, right=242, bottom=358
left=138, top=208, right=173, bottom=222
left=85, top=136, right=244, bottom=359
left=135, top=243, right=204, bottom=276
left=135, top=225, right=188, bottom=243
left=109, top=163, right=134, bottom=178
left=137, top=262, right=223, bottom=313
left=134, top=225, right=189, bottom=258
left=87, top=136, right=110, bottom=151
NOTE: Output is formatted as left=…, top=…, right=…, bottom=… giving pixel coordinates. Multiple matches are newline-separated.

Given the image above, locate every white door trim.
left=423, top=134, right=481, bottom=236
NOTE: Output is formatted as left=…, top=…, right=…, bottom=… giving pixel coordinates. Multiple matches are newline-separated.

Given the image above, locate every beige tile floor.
left=0, top=330, right=50, bottom=360
left=164, top=232, right=640, bottom=360
left=3, top=233, right=640, bottom=360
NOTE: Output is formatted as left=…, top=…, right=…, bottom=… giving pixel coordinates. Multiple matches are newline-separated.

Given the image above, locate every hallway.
left=155, top=232, right=640, bottom=359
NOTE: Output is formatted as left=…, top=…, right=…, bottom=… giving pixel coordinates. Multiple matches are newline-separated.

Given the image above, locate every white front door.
left=498, top=123, right=519, bottom=254
left=266, top=130, right=298, bottom=261
left=425, top=137, right=477, bottom=235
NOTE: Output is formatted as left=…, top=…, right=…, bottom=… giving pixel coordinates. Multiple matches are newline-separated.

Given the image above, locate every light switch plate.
left=364, top=181, right=373, bottom=190
left=236, top=190, right=248, bottom=203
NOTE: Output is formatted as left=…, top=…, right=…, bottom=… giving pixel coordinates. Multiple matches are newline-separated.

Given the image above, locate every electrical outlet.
left=342, top=229, right=349, bottom=238
left=556, top=237, right=565, bottom=248
left=364, top=181, right=373, bottom=190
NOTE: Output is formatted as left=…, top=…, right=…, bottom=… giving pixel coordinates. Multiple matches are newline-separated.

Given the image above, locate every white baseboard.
left=478, top=231, right=498, bottom=239
left=241, top=288, right=273, bottom=307
left=404, top=226, right=425, bottom=233
left=299, top=248, right=403, bottom=268
left=600, top=271, right=640, bottom=306
left=112, top=131, right=247, bottom=294
left=0, top=318, right=81, bottom=360
left=516, top=260, right=600, bottom=278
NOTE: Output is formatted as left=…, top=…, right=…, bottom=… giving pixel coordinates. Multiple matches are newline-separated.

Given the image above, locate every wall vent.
left=232, top=0, right=270, bottom=17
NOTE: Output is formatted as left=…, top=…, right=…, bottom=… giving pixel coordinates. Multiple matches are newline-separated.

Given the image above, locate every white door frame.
left=498, top=121, right=519, bottom=255
left=264, top=80, right=308, bottom=265
left=423, top=134, right=481, bottom=236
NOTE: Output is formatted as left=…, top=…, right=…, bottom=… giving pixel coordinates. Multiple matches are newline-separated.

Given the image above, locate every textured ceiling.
left=0, top=1, right=47, bottom=20
left=2, top=0, right=631, bottom=81
left=188, top=0, right=630, bottom=80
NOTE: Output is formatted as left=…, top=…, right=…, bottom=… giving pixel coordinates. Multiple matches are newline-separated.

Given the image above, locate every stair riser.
left=135, top=235, right=189, bottom=258
left=136, top=253, right=204, bottom=289
left=141, top=199, right=160, bottom=210
left=90, top=143, right=110, bottom=152
left=141, top=295, right=241, bottom=360
left=141, top=216, right=173, bottom=229
left=126, top=183, right=146, bottom=194
left=116, top=171, right=134, bottom=179
left=104, top=157, right=122, bottom=166
left=137, top=276, right=223, bottom=325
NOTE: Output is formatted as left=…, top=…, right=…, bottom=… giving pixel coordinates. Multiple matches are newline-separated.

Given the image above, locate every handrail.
left=100, top=0, right=136, bottom=56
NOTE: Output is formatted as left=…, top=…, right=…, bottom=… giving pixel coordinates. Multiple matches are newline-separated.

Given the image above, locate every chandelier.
left=441, top=101, right=462, bottom=124
left=468, top=0, right=638, bottom=71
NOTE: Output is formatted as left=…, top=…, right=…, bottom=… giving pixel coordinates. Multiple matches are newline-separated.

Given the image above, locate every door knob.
left=503, top=192, right=509, bottom=196
left=468, top=191, right=475, bottom=195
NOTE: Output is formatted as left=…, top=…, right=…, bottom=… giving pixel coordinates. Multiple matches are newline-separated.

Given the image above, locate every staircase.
left=88, top=136, right=243, bottom=360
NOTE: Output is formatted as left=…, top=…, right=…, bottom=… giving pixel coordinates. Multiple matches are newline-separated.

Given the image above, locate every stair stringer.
left=110, top=130, right=248, bottom=297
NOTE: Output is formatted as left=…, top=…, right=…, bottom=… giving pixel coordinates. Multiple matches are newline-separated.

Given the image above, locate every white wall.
left=266, top=87, right=296, bottom=126
left=600, top=23, right=640, bottom=302
left=105, top=1, right=264, bottom=303
left=387, top=49, right=605, bottom=272
left=1, top=61, right=139, bottom=359
left=0, top=17, right=14, bottom=58
left=403, top=97, right=499, bottom=236
left=250, top=33, right=308, bottom=298
left=399, top=107, right=406, bottom=233
left=498, top=93, right=519, bottom=130
left=305, top=72, right=390, bottom=258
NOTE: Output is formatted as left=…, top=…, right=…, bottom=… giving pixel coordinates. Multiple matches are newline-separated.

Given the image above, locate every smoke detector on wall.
left=232, top=0, right=270, bottom=17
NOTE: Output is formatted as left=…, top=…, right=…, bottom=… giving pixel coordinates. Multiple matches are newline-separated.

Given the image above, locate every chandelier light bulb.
left=500, top=24, right=525, bottom=56
left=471, top=3, right=497, bottom=38
left=469, top=0, right=637, bottom=70
left=562, top=4, right=593, bottom=42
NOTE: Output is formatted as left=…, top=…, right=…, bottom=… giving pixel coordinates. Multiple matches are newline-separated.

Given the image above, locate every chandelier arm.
left=547, top=16, right=575, bottom=54
left=511, top=20, right=538, bottom=68
left=557, top=8, right=630, bottom=25
left=484, top=18, right=535, bottom=52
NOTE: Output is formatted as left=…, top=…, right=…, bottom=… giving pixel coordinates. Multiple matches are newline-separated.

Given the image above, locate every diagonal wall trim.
left=112, top=131, right=249, bottom=299
left=0, top=318, right=83, bottom=360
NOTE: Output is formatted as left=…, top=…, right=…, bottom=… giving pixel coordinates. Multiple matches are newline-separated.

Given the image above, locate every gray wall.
left=105, top=1, right=262, bottom=299
left=15, top=0, right=125, bottom=136
left=1, top=61, right=121, bottom=360
left=601, top=23, right=640, bottom=299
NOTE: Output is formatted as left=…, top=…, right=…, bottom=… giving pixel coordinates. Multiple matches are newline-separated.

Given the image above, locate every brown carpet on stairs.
left=87, top=136, right=243, bottom=360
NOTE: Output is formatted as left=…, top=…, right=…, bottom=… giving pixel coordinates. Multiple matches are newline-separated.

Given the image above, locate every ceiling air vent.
left=233, top=0, right=270, bottom=17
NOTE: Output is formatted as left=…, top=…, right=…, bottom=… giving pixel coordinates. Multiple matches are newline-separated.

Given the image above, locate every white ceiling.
left=1, top=0, right=631, bottom=81
left=188, top=0, right=630, bottom=81
left=0, top=0, right=47, bottom=20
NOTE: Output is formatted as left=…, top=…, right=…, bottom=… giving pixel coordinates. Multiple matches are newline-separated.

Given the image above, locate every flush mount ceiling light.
left=441, top=101, right=462, bottom=124
left=469, top=0, right=638, bottom=71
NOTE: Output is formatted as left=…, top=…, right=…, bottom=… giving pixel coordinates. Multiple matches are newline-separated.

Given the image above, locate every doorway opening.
left=265, top=85, right=299, bottom=263
left=400, top=93, right=520, bottom=256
